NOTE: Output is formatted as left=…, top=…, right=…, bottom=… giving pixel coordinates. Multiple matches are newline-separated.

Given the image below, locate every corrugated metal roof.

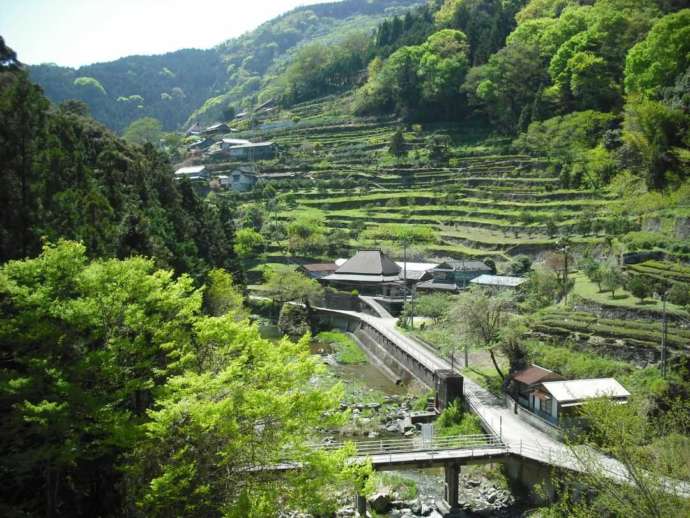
left=541, top=378, right=630, bottom=403
left=470, top=274, right=526, bottom=287
left=436, top=260, right=491, bottom=272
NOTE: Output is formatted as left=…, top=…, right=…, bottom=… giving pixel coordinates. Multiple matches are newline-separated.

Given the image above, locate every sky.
left=0, top=0, right=328, bottom=68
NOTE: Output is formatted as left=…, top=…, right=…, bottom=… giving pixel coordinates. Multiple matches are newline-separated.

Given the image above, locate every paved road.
left=317, top=307, right=645, bottom=484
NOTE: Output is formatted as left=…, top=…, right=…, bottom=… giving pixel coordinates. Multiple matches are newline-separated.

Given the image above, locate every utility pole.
left=661, top=292, right=668, bottom=378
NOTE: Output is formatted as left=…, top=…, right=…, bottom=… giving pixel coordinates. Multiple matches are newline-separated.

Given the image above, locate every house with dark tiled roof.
left=416, top=259, right=492, bottom=293
left=320, top=250, right=403, bottom=297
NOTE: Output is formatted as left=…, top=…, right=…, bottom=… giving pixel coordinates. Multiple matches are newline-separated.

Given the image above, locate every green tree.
left=233, top=228, right=265, bottom=262
left=263, top=268, right=324, bottom=307
left=203, top=268, right=248, bottom=319
left=626, top=275, right=654, bottom=303
left=278, top=302, right=311, bottom=340
left=123, top=116, right=163, bottom=146
left=601, top=263, right=625, bottom=297
left=411, top=293, right=452, bottom=324
left=389, top=127, right=406, bottom=157
left=449, top=287, right=512, bottom=377
left=551, top=397, right=690, bottom=517
left=625, top=9, right=690, bottom=98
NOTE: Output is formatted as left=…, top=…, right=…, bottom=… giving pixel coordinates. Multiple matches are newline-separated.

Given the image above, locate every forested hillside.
left=0, top=38, right=239, bottom=279
left=26, top=0, right=422, bottom=132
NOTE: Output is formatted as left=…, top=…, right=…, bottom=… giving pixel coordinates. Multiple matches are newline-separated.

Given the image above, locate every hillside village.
left=2, top=0, right=690, bottom=517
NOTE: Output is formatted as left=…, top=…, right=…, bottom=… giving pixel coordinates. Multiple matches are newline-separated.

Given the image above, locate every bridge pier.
left=443, top=462, right=462, bottom=514
left=355, top=493, right=367, bottom=517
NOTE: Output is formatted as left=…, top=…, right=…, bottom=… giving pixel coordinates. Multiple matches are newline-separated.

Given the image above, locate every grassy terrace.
left=571, top=273, right=688, bottom=317
left=532, top=308, right=690, bottom=353
left=626, top=260, right=690, bottom=286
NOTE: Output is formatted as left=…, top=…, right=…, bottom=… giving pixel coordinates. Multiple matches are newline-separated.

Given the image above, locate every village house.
left=187, top=137, right=214, bottom=152
left=215, top=167, right=257, bottom=192
left=201, top=122, right=231, bottom=135
left=220, top=138, right=251, bottom=151
left=528, top=378, right=630, bottom=424
left=508, top=365, right=565, bottom=409
left=174, top=165, right=208, bottom=181
left=321, top=250, right=404, bottom=298
left=227, top=141, right=275, bottom=161
left=416, top=260, right=492, bottom=293
left=184, top=122, right=202, bottom=136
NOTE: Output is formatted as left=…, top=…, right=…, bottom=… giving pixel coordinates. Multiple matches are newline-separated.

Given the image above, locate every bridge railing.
left=316, top=433, right=505, bottom=456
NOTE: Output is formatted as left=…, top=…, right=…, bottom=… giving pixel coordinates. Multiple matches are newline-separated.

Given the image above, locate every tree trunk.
left=489, top=348, right=505, bottom=380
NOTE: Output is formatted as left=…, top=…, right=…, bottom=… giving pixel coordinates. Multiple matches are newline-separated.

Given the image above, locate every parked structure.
left=417, top=260, right=492, bottom=293
left=201, top=122, right=231, bottom=135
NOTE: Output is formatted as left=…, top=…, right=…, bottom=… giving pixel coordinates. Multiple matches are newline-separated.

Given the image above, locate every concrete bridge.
left=311, top=305, right=690, bottom=516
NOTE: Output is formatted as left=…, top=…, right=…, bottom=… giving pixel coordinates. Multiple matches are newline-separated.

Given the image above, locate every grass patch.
left=436, top=401, right=484, bottom=437
left=315, top=330, right=367, bottom=364
left=368, top=472, right=417, bottom=500
left=572, top=272, right=686, bottom=316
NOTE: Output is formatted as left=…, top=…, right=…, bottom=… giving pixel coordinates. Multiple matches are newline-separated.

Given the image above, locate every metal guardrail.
left=316, top=433, right=505, bottom=457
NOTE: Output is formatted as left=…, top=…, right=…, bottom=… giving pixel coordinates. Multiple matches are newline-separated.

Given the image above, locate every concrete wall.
left=502, top=456, right=557, bottom=505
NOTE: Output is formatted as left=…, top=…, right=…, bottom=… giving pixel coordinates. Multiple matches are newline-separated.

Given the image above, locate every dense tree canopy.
left=0, top=241, right=364, bottom=516
left=0, top=62, right=240, bottom=279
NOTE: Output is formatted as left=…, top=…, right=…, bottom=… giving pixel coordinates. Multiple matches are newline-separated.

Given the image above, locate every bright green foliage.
left=436, top=401, right=483, bottom=436
left=0, top=241, right=201, bottom=515
left=514, top=110, right=619, bottom=188
left=203, top=268, right=248, bottom=319
left=263, top=268, right=324, bottom=305
left=600, top=263, right=625, bottom=296
left=287, top=212, right=328, bottom=255
left=283, top=32, right=371, bottom=104
left=0, top=241, right=365, bottom=516
left=626, top=274, right=654, bottom=303
left=625, top=9, right=690, bottom=98
left=73, top=76, right=107, bottom=95
left=355, top=28, right=470, bottom=117
left=412, top=293, right=452, bottom=324
left=123, top=116, right=163, bottom=145
left=316, top=331, right=367, bottom=364
left=361, top=223, right=437, bottom=244
left=464, top=43, right=546, bottom=131
left=622, top=97, right=689, bottom=189
left=234, top=228, right=266, bottom=261
left=550, top=397, right=690, bottom=517
left=127, top=326, right=360, bottom=517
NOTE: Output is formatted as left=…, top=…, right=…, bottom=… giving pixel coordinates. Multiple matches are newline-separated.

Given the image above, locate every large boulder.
left=369, top=492, right=392, bottom=513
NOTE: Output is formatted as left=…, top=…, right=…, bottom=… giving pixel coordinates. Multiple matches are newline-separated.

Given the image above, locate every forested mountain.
left=0, top=38, right=239, bottom=279
left=26, top=0, right=423, bottom=132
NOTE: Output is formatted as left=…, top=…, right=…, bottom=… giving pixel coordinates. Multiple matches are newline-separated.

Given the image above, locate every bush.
left=278, top=303, right=310, bottom=340
left=436, top=401, right=484, bottom=437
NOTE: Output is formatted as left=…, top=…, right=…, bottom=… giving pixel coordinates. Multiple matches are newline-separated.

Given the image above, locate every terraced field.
left=532, top=308, right=690, bottom=365
left=228, top=95, right=624, bottom=263
left=626, top=260, right=690, bottom=287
